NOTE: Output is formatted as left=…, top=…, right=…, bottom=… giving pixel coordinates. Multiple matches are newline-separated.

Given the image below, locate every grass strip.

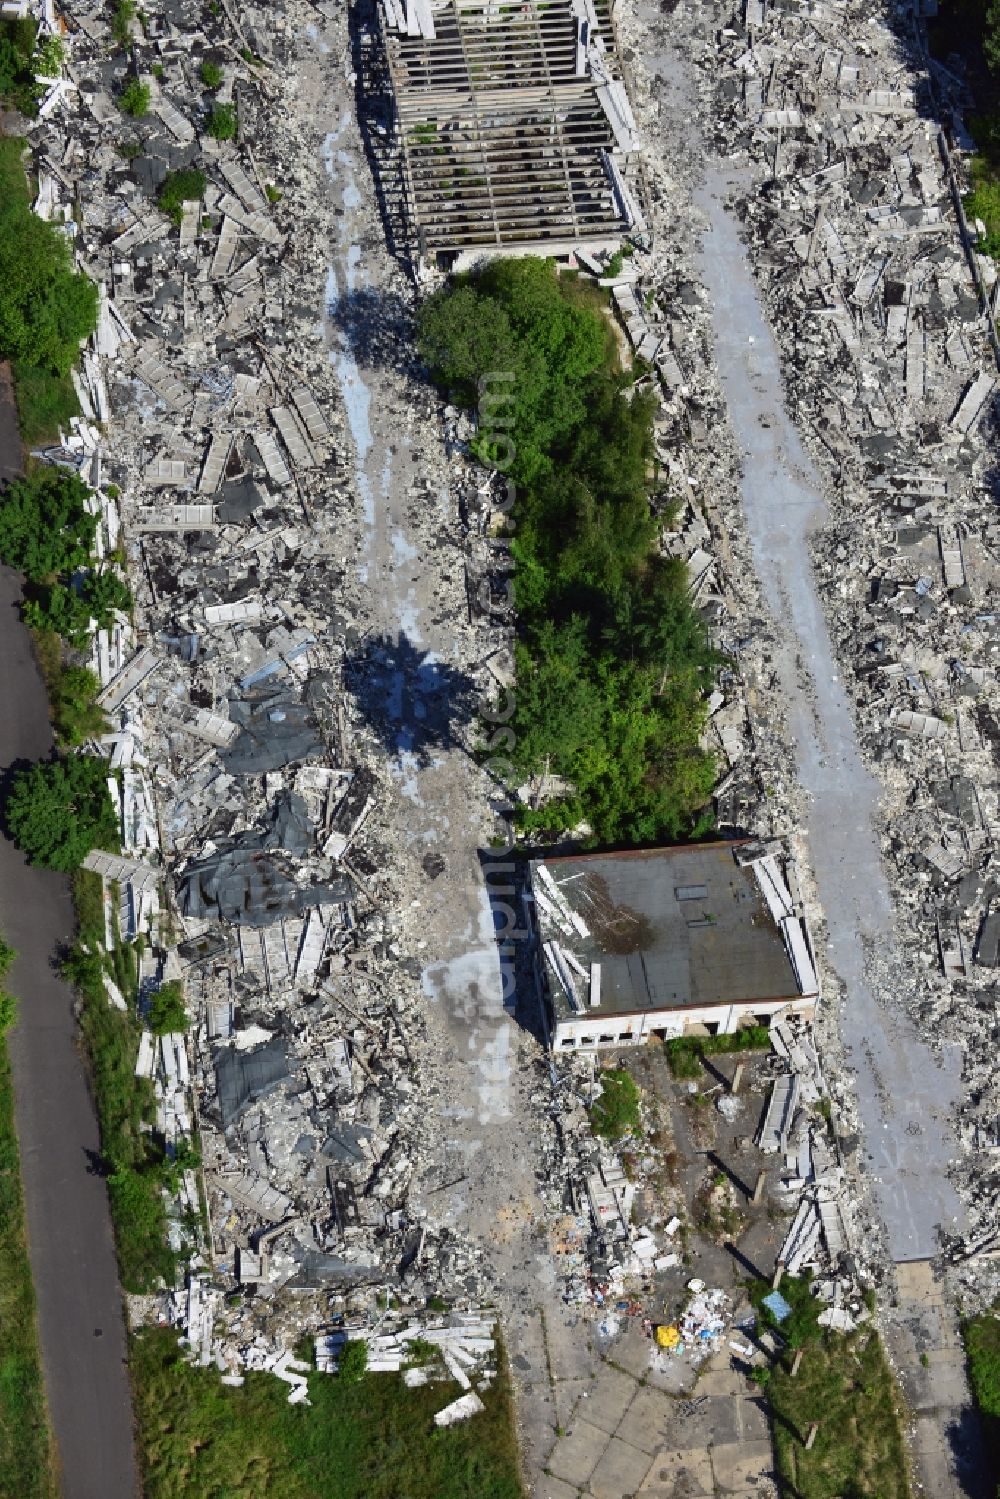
left=762, top=1325, right=909, bottom=1499
left=664, top=1023, right=771, bottom=1078
left=0, top=1039, right=57, bottom=1497
left=961, top=1308, right=1000, bottom=1487
left=133, top=1325, right=524, bottom=1499
left=69, top=870, right=174, bottom=1294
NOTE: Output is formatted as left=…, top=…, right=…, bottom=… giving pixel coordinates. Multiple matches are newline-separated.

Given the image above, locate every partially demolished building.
left=528, top=841, right=819, bottom=1050
left=378, top=0, right=647, bottom=267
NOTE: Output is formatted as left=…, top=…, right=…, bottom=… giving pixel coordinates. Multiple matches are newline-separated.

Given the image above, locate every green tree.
left=205, top=102, right=236, bottom=140
left=510, top=621, right=605, bottom=774
left=159, top=167, right=207, bottom=225
left=147, top=981, right=187, bottom=1036
left=199, top=59, right=223, bottom=88
left=0, top=467, right=98, bottom=582
left=5, top=756, right=117, bottom=871
left=417, top=260, right=611, bottom=483
left=965, top=1311, right=1000, bottom=1417
left=0, top=17, right=42, bottom=115
left=420, top=256, right=717, bottom=845
left=987, top=0, right=1000, bottom=72
left=118, top=78, right=150, bottom=117
left=110, top=0, right=136, bottom=46
left=0, top=140, right=98, bottom=382
left=4, top=482, right=93, bottom=580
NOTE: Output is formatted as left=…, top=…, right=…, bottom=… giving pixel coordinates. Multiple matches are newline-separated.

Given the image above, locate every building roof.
left=380, top=0, right=647, bottom=259
left=529, top=841, right=817, bottom=1025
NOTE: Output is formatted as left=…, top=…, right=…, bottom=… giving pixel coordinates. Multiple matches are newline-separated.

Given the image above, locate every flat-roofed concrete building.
left=527, top=840, right=819, bottom=1051
left=378, top=0, right=647, bottom=268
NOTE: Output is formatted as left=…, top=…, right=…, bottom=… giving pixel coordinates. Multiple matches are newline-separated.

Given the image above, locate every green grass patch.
left=0, top=1040, right=57, bottom=1497
left=133, top=1326, right=524, bottom=1499
left=761, top=1318, right=909, bottom=1499
left=72, top=867, right=105, bottom=944
left=589, top=1068, right=641, bottom=1140
left=665, top=1024, right=771, bottom=1078
left=158, top=167, right=207, bottom=226
left=10, top=364, right=78, bottom=445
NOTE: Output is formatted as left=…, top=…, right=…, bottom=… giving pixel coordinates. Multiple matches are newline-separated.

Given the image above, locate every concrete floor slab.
left=736, top=1393, right=771, bottom=1443
left=645, top=1357, right=698, bottom=1395
left=710, top=1438, right=774, bottom=1492
left=537, top=1476, right=581, bottom=1499
left=581, top=1365, right=638, bottom=1435
left=608, top=1324, right=658, bottom=1380
left=692, top=1366, right=742, bottom=1397
left=548, top=1419, right=611, bottom=1489
left=588, top=1435, right=655, bottom=1498
left=614, top=1384, right=675, bottom=1455
left=641, top=1446, right=714, bottom=1494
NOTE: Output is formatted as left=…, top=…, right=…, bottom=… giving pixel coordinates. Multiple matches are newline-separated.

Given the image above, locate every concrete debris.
left=640, top=0, right=1000, bottom=1311
left=16, top=0, right=514, bottom=1399
left=12, top=0, right=937, bottom=1447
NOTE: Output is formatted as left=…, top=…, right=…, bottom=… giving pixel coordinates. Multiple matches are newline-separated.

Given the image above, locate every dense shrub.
left=418, top=257, right=716, bottom=844
left=589, top=1069, right=642, bottom=1140
left=0, top=138, right=97, bottom=435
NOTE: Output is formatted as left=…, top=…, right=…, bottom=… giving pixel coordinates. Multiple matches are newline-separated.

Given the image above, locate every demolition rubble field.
left=653, top=0, right=1000, bottom=1303
left=6, top=0, right=996, bottom=1492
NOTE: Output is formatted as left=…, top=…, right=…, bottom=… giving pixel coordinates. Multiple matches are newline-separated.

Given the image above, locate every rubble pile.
left=12, top=0, right=524, bottom=1369
left=11, top=0, right=921, bottom=1423
left=660, top=0, right=1000, bottom=1293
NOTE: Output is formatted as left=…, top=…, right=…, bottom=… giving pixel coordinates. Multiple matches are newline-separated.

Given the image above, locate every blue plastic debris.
left=762, top=1290, right=793, bottom=1323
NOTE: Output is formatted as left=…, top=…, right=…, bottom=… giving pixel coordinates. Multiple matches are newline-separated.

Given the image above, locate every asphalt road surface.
left=0, top=366, right=139, bottom=1498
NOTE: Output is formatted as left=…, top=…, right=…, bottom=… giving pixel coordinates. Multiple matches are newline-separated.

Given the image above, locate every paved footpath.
left=0, top=364, right=138, bottom=1498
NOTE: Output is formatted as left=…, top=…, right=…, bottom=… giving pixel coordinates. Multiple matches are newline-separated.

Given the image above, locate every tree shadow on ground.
left=325, top=285, right=417, bottom=375
left=342, top=631, right=479, bottom=768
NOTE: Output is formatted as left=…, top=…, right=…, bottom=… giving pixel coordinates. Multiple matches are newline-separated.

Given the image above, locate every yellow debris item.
left=656, top=1324, right=681, bottom=1349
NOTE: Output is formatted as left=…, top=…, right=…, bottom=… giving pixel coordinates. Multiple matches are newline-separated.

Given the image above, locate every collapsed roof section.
left=380, top=0, right=648, bottom=264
